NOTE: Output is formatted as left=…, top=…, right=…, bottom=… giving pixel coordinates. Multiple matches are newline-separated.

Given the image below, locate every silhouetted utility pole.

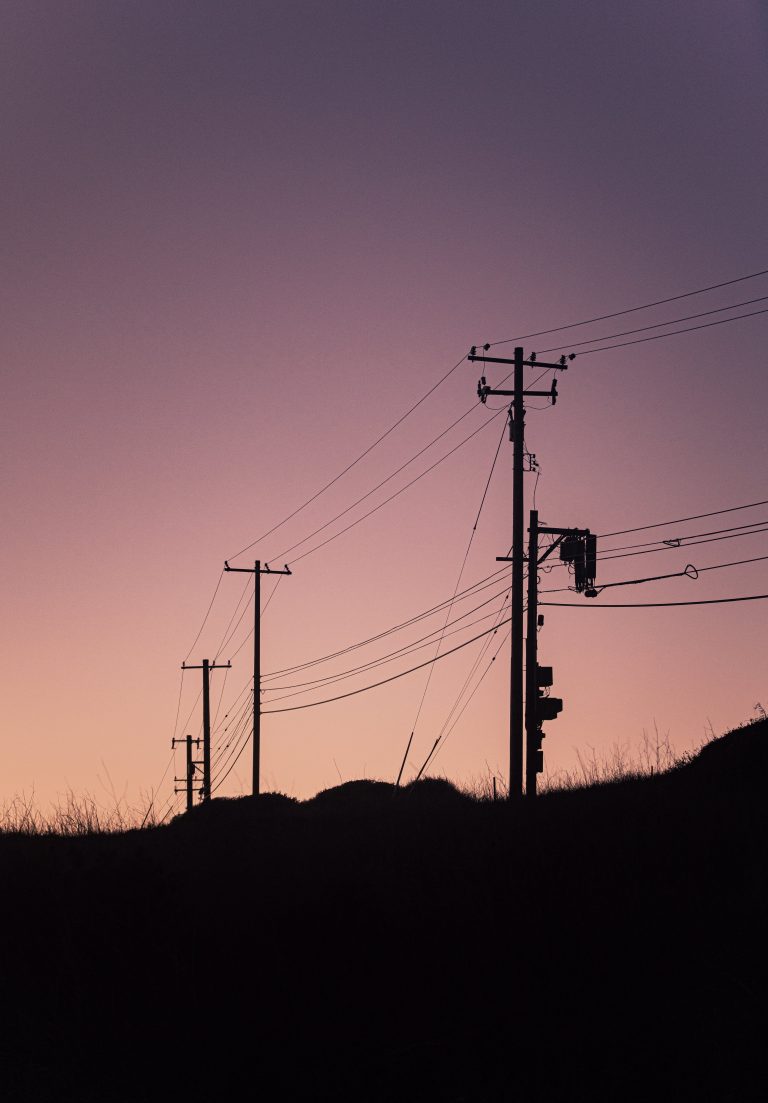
left=469, top=345, right=571, bottom=798
left=173, top=734, right=201, bottom=812
left=524, top=512, right=596, bottom=797
left=181, top=659, right=231, bottom=802
left=525, top=510, right=540, bottom=799
left=223, top=560, right=292, bottom=796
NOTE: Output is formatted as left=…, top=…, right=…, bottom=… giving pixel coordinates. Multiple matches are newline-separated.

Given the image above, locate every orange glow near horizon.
left=2, top=1, right=767, bottom=817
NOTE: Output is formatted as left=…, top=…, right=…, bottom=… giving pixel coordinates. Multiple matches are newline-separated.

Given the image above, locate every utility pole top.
left=224, top=560, right=292, bottom=575
left=181, top=660, right=232, bottom=671
left=470, top=346, right=574, bottom=406
left=468, top=348, right=575, bottom=370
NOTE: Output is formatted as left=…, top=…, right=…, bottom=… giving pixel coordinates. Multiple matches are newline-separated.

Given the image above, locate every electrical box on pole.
left=524, top=512, right=594, bottom=796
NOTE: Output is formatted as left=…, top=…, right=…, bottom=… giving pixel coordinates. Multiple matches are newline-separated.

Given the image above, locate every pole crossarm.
left=468, top=351, right=573, bottom=370
left=476, top=377, right=560, bottom=405
left=181, top=661, right=232, bottom=671
left=224, top=561, right=292, bottom=575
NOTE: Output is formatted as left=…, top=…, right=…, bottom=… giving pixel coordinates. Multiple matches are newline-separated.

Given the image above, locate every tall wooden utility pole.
left=469, top=344, right=571, bottom=797
left=181, top=659, right=231, bottom=801
left=223, top=560, right=292, bottom=795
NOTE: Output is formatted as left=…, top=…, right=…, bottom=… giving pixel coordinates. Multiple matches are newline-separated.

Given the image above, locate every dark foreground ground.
left=1, top=720, right=766, bottom=1102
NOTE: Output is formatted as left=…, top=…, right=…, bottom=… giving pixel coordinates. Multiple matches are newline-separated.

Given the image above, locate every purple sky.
left=2, top=1, right=767, bottom=813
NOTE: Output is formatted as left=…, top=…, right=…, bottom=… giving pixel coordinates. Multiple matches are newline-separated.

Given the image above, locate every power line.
left=597, top=525, right=768, bottom=564
left=404, top=413, right=509, bottom=754
left=183, top=570, right=224, bottom=663
left=696, top=553, right=768, bottom=574
left=428, top=624, right=511, bottom=772
left=541, top=593, right=768, bottom=608
left=599, top=498, right=768, bottom=539
left=211, top=709, right=253, bottom=792
left=224, top=268, right=768, bottom=568
left=263, top=589, right=511, bottom=704
left=541, top=553, right=768, bottom=596
left=541, top=523, right=768, bottom=576
left=534, top=293, right=768, bottom=355
left=269, top=404, right=480, bottom=563
left=226, top=354, right=467, bottom=562
left=213, top=576, right=252, bottom=661
left=567, top=304, right=768, bottom=357
left=428, top=597, right=511, bottom=767
left=261, top=565, right=510, bottom=680
left=170, top=668, right=185, bottom=744
left=598, top=518, right=768, bottom=554
left=262, top=616, right=513, bottom=715
left=284, top=407, right=508, bottom=567
left=211, top=689, right=253, bottom=769
left=487, top=266, right=768, bottom=347
left=264, top=583, right=510, bottom=691
left=211, top=717, right=252, bottom=793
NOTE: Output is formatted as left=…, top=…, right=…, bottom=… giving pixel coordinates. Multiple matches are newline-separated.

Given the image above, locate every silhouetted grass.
left=0, top=787, right=164, bottom=835
left=0, top=717, right=765, bottom=1102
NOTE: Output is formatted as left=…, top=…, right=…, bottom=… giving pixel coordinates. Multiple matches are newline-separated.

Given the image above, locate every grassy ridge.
left=1, top=720, right=766, bottom=1101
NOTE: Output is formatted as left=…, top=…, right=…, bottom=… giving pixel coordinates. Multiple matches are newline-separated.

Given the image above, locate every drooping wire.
left=425, top=623, right=512, bottom=776
left=599, top=498, right=768, bottom=539
left=533, top=293, right=768, bottom=355
left=183, top=570, right=224, bottom=663
left=539, top=552, right=768, bottom=595
left=540, top=522, right=768, bottom=575
left=226, top=355, right=467, bottom=562
left=263, top=583, right=510, bottom=693
left=283, top=407, right=508, bottom=567
left=269, top=402, right=481, bottom=562
left=402, top=413, right=509, bottom=763
left=598, top=518, right=768, bottom=554
left=487, top=266, right=768, bottom=347
left=262, top=614, right=513, bottom=714
left=541, top=593, right=768, bottom=608
left=170, top=668, right=185, bottom=744
left=261, top=565, right=510, bottom=681
left=564, top=305, right=768, bottom=357
left=214, top=576, right=252, bottom=661
left=424, top=592, right=512, bottom=773
left=262, top=588, right=511, bottom=704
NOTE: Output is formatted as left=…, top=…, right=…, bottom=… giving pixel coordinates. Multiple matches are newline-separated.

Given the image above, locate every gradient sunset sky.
left=2, top=0, right=767, bottom=815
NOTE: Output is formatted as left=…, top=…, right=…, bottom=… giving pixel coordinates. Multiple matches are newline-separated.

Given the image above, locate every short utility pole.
left=172, top=734, right=201, bottom=813
left=180, top=659, right=231, bottom=802
left=524, top=512, right=596, bottom=797
left=223, top=560, right=292, bottom=796
left=469, top=344, right=572, bottom=798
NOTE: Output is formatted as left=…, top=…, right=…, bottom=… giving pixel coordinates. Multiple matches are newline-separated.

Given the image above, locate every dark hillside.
left=1, top=721, right=766, bottom=1102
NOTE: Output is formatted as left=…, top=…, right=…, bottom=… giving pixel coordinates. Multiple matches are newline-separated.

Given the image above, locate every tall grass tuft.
left=0, top=788, right=164, bottom=836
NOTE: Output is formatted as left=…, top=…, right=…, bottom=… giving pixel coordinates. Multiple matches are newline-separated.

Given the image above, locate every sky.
left=2, top=0, right=767, bottom=816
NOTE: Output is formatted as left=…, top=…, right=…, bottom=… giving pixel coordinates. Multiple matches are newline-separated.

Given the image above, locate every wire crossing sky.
left=2, top=0, right=767, bottom=813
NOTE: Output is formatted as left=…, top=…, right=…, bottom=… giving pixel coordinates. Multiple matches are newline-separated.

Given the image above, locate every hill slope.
left=1, top=721, right=766, bottom=1101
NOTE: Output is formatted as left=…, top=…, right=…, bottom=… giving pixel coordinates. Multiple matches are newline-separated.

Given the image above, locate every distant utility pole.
left=172, top=734, right=201, bottom=813
left=469, top=344, right=572, bottom=798
left=180, top=659, right=231, bottom=802
left=223, top=560, right=292, bottom=796
left=524, top=511, right=596, bottom=797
